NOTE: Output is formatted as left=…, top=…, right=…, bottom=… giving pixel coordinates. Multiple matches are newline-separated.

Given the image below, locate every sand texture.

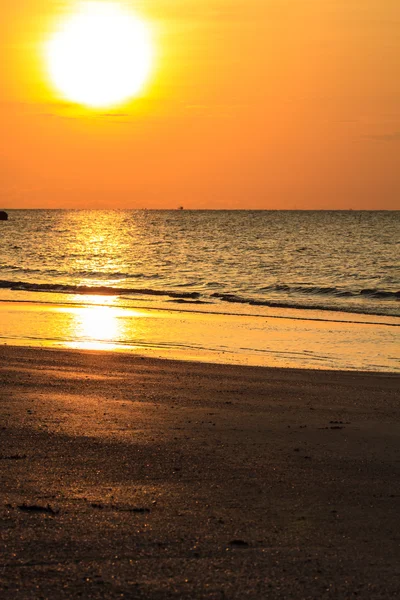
left=0, top=346, right=399, bottom=599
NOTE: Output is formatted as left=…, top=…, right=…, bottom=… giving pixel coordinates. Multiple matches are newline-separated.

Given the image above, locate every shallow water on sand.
left=0, top=297, right=398, bottom=372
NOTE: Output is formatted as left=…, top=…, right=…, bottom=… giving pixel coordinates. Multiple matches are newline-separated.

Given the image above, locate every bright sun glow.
left=45, top=1, right=153, bottom=108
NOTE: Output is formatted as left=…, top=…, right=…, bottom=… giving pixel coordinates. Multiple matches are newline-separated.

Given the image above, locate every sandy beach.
left=1, top=345, right=399, bottom=599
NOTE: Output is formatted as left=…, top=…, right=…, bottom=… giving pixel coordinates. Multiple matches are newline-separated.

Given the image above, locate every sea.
left=0, top=210, right=399, bottom=371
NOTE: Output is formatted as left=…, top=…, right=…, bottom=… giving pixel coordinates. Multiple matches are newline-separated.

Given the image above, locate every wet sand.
left=1, top=346, right=399, bottom=599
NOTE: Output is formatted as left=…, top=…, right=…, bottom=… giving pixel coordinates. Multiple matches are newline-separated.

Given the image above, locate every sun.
left=45, top=1, right=153, bottom=108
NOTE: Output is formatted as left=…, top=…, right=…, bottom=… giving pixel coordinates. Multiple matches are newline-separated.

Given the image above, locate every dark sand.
left=1, top=346, right=399, bottom=599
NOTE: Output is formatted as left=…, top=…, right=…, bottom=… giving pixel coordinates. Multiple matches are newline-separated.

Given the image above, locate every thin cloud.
left=41, top=112, right=133, bottom=122
left=367, top=132, right=400, bottom=142
left=100, top=113, right=130, bottom=118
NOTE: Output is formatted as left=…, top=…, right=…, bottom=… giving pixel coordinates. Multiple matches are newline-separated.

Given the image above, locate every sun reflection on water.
left=57, top=298, right=146, bottom=351
left=76, top=305, right=122, bottom=350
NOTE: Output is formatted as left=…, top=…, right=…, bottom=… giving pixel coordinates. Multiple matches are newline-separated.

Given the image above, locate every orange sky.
left=1, top=0, right=399, bottom=209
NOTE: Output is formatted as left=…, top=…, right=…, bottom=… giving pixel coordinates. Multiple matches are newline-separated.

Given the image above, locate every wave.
left=359, top=288, right=400, bottom=299
left=72, top=271, right=161, bottom=280
left=0, top=266, right=161, bottom=280
left=208, top=293, right=399, bottom=316
left=0, top=279, right=398, bottom=318
left=0, top=280, right=200, bottom=300
left=258, top=284, right=400, bottom=300
left=0, top=266, right=45, bottom=275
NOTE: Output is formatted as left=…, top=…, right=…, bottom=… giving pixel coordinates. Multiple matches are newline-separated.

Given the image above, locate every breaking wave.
left=0, top=279, right=398, bottom=318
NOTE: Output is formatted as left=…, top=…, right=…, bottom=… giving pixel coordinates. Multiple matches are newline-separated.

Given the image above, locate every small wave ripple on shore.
left=0, top=279, right=398, bottom=318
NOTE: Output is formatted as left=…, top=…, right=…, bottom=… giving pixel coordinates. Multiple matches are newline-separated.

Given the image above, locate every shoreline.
left=0, top=280, right=398, bottom=322
left=1, top=345, right=400, bottom=598
left=1, top=295, right=398, bottom=325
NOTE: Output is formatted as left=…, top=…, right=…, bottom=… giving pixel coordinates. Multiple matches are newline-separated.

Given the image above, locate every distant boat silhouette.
left=0, top=211, right=8, bottom=221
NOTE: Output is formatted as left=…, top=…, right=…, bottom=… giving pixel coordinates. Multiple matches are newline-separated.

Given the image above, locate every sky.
left=1, top=0, right=399, bottom=209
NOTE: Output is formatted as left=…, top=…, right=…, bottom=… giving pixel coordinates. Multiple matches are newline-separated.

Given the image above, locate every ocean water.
left=0, top=210, right=398, bottom=371
left=0, top=210, right=398, bottom=318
